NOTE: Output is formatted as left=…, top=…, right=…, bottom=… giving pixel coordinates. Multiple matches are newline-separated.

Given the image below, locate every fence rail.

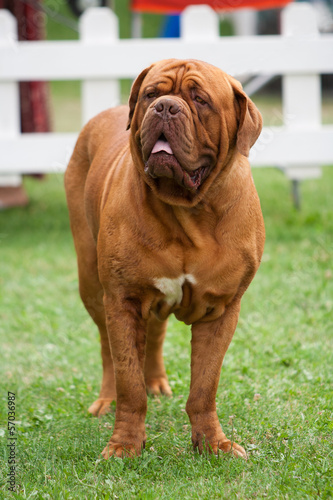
left=1, top=36, right=332, bottom=80
left=0, top=3, right=332, bottom=180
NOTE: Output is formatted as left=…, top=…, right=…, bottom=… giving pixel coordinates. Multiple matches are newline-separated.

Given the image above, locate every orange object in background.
left=131, top=0, right=293, bottom=13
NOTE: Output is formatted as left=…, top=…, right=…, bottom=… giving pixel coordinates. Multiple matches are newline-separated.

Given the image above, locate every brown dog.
left=64, top=59, right=265, bottom=459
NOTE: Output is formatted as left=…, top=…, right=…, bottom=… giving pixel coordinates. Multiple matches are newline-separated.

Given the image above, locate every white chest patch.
left=154, top=274, right=197, bottom=306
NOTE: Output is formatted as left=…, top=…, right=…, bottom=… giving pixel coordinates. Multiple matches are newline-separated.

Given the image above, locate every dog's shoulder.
left=86, top=105, right=129, bottom=146
left=70, top=105, right=129, bottom=167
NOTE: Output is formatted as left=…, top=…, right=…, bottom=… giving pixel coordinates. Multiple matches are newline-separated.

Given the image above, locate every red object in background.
left=0, top=0, right=50, bottom=133
left=132, top=0, right=293, bottom=13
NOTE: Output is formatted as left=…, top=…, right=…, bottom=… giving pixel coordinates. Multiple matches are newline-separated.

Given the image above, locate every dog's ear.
left=231, top=78, right=263, bottom=157
left=127, top=65, right=154, bottom=130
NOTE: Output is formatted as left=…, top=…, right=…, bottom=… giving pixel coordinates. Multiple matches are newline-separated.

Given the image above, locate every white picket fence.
left=0, top=3, right=332, bottom=183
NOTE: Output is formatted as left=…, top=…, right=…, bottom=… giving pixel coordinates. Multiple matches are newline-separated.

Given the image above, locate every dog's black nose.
left=154, top=98, right=180, bottom=118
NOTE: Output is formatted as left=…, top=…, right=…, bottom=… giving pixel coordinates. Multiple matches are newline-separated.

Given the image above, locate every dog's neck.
left=134, top=150, right=252, bottom=248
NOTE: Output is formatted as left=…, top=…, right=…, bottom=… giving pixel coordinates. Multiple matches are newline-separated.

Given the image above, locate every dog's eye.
left=146, top=92, right=156, bottom=99
left=194, top=96, right=206, bottom=105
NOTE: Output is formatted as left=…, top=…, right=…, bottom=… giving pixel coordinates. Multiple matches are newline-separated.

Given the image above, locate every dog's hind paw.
left=102, top=439, right=145, bottom=459
left=88, top=398, right=114, bottom=417
left=145, top=376, right=172, bottom=396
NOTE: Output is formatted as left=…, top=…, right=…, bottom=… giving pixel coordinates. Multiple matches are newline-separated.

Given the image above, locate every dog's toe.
left=88, top=398, right=114, bottom=417
left=217, top=440, right=247, bottom=460
left=101, top=442, right=141, bottom=459
left=146, top=377, right=172, bottom=396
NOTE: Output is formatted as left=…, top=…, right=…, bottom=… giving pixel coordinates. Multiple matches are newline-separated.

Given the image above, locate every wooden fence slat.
left=80, top=8, right=120, bottom=124
left=0, top=9, right=21, bottom=186
left=282, top=3, right=322, bottom=180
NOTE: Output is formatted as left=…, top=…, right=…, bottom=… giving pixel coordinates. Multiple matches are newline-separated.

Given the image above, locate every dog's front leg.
left=186, top=299, right=247, bottom=459
left=101, top=294, right=147, bottom=459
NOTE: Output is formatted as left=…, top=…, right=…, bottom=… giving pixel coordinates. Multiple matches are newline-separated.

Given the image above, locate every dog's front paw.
left=213, top=439, right=247, bottom=459
left=88, top=398, right=114, bottom=417
left=145, top=376, right=172, bottom=396
left=190, top=420, right=247, bottom=460
left=192, top=434, right=247, bottom=459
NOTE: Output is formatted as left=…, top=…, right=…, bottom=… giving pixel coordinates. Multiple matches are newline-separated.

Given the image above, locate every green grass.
left=0, top=165, right=332, bottom=499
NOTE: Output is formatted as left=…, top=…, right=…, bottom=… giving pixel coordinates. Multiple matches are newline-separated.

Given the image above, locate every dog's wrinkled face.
left=128, top=59, right=262, bottom=206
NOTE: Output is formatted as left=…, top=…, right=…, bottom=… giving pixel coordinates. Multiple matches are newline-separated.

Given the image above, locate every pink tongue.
left=152, top=139, right=173, bottom=155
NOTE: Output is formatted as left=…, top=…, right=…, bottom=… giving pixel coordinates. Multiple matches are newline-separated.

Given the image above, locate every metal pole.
left=291, top=180, right=301, bottom=210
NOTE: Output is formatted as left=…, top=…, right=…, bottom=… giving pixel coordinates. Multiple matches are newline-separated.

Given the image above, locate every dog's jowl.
left=65, top=59, right=265, bottom=459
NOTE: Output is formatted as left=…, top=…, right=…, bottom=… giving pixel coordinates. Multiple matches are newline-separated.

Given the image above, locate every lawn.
left=0, top=161, right=332, bottom=499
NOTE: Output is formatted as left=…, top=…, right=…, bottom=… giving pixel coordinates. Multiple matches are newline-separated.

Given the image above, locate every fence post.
left=281, top=4, right=322, bottom=188
left=80, top=8, right=120, bottom=125
left=0, top=11, right=21, bottom=187
left=181, top=5, right=219, bottom=40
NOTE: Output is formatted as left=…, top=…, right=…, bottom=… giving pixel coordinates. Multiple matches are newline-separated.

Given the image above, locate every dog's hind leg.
left=144, top=316, right=172, bottom=396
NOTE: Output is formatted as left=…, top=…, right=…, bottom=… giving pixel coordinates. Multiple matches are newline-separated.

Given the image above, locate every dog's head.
left=127, top=59, right=262, bottom=206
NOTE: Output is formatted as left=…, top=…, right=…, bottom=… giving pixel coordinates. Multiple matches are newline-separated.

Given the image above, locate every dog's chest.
left=153, top=274, right=197, bottom=306
left=150, top=265, right=238, bottom=324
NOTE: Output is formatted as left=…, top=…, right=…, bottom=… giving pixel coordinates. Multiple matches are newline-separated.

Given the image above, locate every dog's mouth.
left=144, top=134, right=209, bottom=193
left=151, top=134, right=174, bottom=156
